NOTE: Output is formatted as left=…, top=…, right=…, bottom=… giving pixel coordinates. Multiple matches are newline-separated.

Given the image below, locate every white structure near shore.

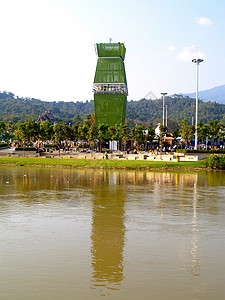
left=0, top=147, right=208, bottom=162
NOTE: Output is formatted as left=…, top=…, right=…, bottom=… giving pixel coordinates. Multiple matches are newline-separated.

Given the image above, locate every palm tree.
left=97, top=124, right=109, bottom=152
left=197, top=122, right=209, bottom=145
left=207, top=120, right=224, bottom=148
left=146, top=125, right=155, bottom=150
left=120, top=124, right=129, bottom=151
left=131, top=125, right=145, bottom=150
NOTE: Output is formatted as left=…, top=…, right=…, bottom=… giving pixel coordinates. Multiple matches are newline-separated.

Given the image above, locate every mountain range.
left=183, top=84, right=225, bottom=104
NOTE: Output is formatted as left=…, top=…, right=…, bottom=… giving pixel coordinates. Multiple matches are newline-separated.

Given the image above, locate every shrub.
left=15, top=147, right=36, bottom=151
left=0, top=143, right=8, bottom=148
left=207, top=154, right=225, bottom=169
left=177, top=149, right=225, bottom=154
left=45, top=144, right=56, bottom=148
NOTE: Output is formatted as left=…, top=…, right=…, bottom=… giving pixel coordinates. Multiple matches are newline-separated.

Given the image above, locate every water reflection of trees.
left=1, top=168, right=224, bottom=193
left=1, top=168, right=224, bottom=215
left=1, top=167, right=225, bottom=286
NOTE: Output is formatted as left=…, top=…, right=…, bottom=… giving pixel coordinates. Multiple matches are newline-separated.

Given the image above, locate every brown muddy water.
left=0, top=167, right=225, bottom=299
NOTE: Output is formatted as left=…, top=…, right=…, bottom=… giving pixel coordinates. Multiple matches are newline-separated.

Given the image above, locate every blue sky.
left=0, top=0, right=224, bottom=102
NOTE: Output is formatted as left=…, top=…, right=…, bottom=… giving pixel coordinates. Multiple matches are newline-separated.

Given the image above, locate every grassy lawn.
left=0, top=156, right=208, bottom=170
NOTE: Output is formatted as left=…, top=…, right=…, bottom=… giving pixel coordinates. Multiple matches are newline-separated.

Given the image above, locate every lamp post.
left=161, top=92, right=167, bottom=127
left=166, top=105, right=168, bottom=127
left=192, top=58, right=203, bottom=150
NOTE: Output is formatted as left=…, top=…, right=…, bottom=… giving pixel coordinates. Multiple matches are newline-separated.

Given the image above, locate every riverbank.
left=0, top=156, right=208, bottom=170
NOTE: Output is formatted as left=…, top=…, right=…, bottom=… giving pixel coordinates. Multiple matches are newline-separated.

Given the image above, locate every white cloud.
left=168, top=45, right=176, bottom=51
left=177, top=47, right=205, bottom=62
left=196, top=17, right=212, bottom=26
left=184, top=45, right=195, bottom=50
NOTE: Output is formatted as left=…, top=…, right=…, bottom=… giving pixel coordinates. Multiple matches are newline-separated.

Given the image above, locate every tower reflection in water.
left=191, top=175, right=200, bottom=277
left=90, top=172, right=125, bottom=292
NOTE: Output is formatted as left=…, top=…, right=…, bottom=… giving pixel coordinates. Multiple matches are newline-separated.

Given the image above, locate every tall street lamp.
left=192, top=58, right=204, bottom=150
left=166, top=105, right=168, bottom=127
left=161, top=92, right=167, bottom=127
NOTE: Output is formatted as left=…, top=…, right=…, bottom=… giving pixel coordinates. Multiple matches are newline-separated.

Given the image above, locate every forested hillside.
left=0, top=92, right=94, bottom=123
left=1, top=91, right=225, bottom=126
left=127, top=97, right=225, bottom=124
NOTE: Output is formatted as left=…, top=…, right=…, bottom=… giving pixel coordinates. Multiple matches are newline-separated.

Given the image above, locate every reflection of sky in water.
left=0, top=167, right=225, bottom=299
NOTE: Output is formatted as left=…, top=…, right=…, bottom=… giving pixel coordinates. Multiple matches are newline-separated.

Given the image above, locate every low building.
left=164, top=135, right=174, bottom=146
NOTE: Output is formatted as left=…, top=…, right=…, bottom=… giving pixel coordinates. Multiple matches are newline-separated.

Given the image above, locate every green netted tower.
left=93, top=42, right=128, bottom=127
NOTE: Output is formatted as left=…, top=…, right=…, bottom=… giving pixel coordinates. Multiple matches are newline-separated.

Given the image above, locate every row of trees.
left=1, top=115, right=224, bottom=150
left=1, top=115, right=157, bottom=151
left=179, top=119, right=225, bottom=146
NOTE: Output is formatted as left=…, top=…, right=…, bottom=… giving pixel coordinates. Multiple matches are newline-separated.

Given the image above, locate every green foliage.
left=108, top=123, right=128, bottom=142
left=1, top=92, right=225, bottom=126
left=120, top=124, right=129, bottom=144
left=0, top=142, right=8, bottom=148
left=147, top=125, right=155, bottom=144
left=177, top=149, right=225, bottom=154
left=159, top=125, right=167, bottom=142
left=207, top=119, right=224, bottom=139
left=78, top=122, right=89, bottom=142
left=179, top=119, right=194, bottom=142
left=15, top=120, right=41, bottom=142
left=131, top=125, right=145, bottom=146
left=207, top=154, right=225, bottom=168
left=108, top=126, right=117, bottom=140
left=82, top=114, right=98, bottom=143
left=15, top=147, right=36, bottom=151
left=0, top=156, right=207, bottom=170
left=127, top=96, right=225, bottom=125
left=53, top=123, right=72, bottom=144
left=40, top=121, right=54, bottom=141
left=0, top=91, right=94, bottom=124
left=1, top=98, right=224, bottom=154
left=0, top=121, right=6, bottom=135
left=108, top=123, right=129, bottom=150
left=97, top=124, right=109, bottom=142
left=197, top=121, right=209, bottom=142
left=178, top=119, right=224, bottom=146
left=72, top=123, right=79, bottom=142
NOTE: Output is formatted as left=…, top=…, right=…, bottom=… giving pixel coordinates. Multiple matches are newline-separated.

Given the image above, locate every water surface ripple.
left=0, top=167, right=225, bottom=299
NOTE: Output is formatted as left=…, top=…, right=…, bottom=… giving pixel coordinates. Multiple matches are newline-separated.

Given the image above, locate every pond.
left=0, top=167, right=225, bottom=299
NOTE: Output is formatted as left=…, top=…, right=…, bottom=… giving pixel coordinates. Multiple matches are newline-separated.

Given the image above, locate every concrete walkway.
left=0, top=147, right=209, bottom=161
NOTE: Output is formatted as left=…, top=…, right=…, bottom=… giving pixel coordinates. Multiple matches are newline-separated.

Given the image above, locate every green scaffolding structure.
left=93, top=42, right=128, bottom=127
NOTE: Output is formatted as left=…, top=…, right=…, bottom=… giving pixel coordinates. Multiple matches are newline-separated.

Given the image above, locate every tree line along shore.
left=1, top=111, right=225, bottom=169
left=1, top=114, right=225, bottom=152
